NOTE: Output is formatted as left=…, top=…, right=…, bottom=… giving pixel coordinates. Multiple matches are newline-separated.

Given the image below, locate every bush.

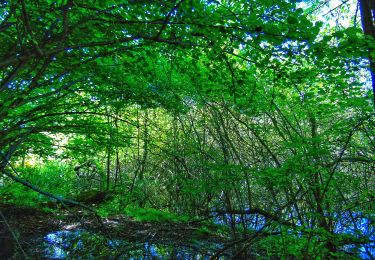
left=0, top=161, right=75, bottom=208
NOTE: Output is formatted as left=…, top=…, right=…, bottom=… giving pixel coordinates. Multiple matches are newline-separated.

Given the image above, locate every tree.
left=359, top=0, right=375, bottom=107
left=1, top=1, right=374, bottom=258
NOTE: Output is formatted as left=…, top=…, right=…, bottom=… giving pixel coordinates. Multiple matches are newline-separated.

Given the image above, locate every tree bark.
left=359, top=0, right=375, bottom=108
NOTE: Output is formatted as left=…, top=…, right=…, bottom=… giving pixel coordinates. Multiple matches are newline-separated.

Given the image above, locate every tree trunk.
left=106, top=114, right=112, bottom=191
left=114, top=117, right=120, bottom=188
left=359, top=0, right=375, bottom=108
left=139, top=110, right=149, bottom=181
left=106, top=146, right=111, bottom=190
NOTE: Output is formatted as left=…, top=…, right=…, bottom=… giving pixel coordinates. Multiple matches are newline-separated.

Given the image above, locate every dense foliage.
left=1, top=0, right=374, bottom=258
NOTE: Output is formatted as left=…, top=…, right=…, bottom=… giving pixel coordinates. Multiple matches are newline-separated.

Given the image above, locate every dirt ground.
left=0, top=203, right=227, bottom=259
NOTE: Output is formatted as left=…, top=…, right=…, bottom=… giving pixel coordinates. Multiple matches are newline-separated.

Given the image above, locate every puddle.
left=43, top=210, right=374, bottom=259
left=213, top=209, right=374, bottom=259
left=44, top=229, right=229, bottom=259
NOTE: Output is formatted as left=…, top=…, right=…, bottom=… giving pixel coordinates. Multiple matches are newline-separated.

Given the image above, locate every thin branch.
left=1, top=167, right=94, bottom=212
left=0, top=210, right=28, bottom=259
left=154, top=0, right=185, bottom=40
left=212, top=208, right=296, bottom=227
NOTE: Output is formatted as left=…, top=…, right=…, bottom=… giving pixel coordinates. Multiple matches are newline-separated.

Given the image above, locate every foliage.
left=0, top=0, right=374, bottom=258
left=124, top=206, right=190, bottom=223
left=1, top=162, right=74, bottom=208
left=96, top=195, right=124, bottom=217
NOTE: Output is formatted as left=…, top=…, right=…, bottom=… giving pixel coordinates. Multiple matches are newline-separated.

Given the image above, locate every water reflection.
left=44, top=230, right=83, bottom=259
left=44, top=230, right=227, bottom=259
left=44, top=210, right=374, bottom=259
left=213, top=209, right=374, bottom=259
left=214, top=212, right=266, bottom=231
left=334, top=212, right=375, bottom=259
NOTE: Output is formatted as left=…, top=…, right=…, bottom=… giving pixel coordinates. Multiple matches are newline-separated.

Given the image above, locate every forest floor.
left=0, top=203, right=229, bottom=259
left=0, top=204, right=61, bottom=257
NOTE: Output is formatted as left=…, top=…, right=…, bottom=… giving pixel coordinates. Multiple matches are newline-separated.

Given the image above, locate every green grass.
left=125, top=206, right=190, bottom=222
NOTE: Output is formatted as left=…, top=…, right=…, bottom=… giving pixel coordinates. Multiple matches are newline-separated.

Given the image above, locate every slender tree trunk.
left=139, top=109, right=148, bottom=181
left=114, top=117, right=120, bottom=188
left=172, top=113, right=181, bottom=211
left=106, top=113, right=112, bottom=191
left=359, top=0, right=375, bottom=108
left=115, top=148, right=120, bottom=187
left=210, top=107, right=238, bottom=240
left=309, top=113, right=336, bottom=254
left=106, top=146, right=111, bottom=190
left=21, top=153, right=26, bottom=168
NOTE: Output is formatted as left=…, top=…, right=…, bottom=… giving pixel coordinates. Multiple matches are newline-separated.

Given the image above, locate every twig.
left=154, top=0, right=185, bottom=40
left=0, top=210, right=28, bottom=259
